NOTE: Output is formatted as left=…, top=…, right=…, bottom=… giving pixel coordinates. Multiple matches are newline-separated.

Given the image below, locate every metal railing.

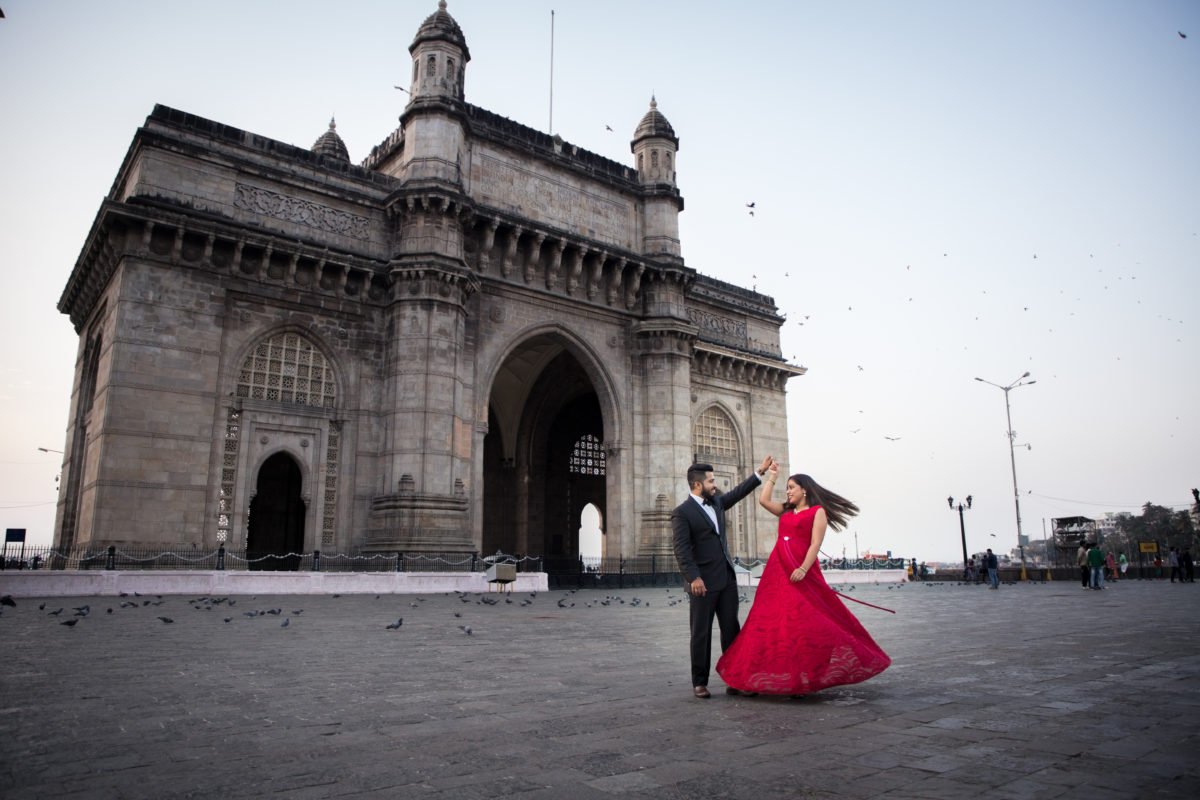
left=0, top=545, right=912, bottom=581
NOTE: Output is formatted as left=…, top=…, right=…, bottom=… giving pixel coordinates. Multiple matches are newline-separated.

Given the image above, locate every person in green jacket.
left=1087, top=542, right=1105, bottom=590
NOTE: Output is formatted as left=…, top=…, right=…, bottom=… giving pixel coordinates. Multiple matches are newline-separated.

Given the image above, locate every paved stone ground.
left=1, top=578, right=1197, bottom=799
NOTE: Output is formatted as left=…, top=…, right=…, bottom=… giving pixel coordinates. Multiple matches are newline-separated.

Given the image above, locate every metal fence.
left=542, top=554, right=911, bottom=589
left=0, top=545, right=911, bottom=584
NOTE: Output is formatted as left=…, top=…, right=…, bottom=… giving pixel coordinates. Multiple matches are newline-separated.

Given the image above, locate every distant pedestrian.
left=1181, top=549, right=1195, bottom=583
left=910, top=557, right=920, bottom=582
left=965, top=557, right=976, bottom=582
left=1154, top=554, right=1163, bottom=579
left=1168, top=548, right=1181, bottom=583
left=985, top=549, right=999, bottom=590
left=1088, top=542, right=1105, bottom=590
left=1105, top=551, right=1117, bottom=581
left=1077, top=541, right=1090, bottom=589
left=1118, top=553, right=1129, bottom=580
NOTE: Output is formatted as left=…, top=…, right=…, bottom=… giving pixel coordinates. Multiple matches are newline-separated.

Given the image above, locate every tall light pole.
left=975, top=372, right=1036, bottom=581
left=948, top=495, right=972, bottom=579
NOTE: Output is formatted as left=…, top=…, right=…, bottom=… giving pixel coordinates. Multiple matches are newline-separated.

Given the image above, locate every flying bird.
left=1180, top=31, right=1187, bottom=38
left=157, top=617, right=174, bottom=624
left=605, top=124, right=613, bottom=131
left=60, top=619, right=79, bottom=627
left=386, top=618, right=403, bottom=630
left=746, top=202, right=756, bottom=208
left=884, top=435, right=901, bottom=441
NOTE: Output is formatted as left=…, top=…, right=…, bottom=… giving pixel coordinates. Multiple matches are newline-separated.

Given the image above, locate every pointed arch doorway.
left=247, top=452, right=306, bottom=571
left=482, top=335, right=608, bottom=583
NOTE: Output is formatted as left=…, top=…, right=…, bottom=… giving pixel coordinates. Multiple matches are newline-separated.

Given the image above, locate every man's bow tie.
left=702, top=497, right=713, bottom=506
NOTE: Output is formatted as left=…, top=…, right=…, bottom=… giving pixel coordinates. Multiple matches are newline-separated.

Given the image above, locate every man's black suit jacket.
left=671, top=472, right=761, bottom=592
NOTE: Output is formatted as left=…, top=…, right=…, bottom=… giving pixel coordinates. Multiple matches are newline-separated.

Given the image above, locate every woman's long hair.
left=786, top=473, right=859, bottom=531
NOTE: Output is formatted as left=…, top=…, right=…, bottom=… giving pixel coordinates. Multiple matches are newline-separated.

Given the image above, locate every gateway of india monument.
left=51, top=1, right=804, bottom=569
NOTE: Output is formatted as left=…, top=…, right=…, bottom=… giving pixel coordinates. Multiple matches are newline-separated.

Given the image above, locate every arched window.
left=693, top=405, right=748, bottom=557
left=236, top=332, right=336, bottom=408
left=693, top=406, right=738, bottom=462
left=569, top=433, right=606, bottom=476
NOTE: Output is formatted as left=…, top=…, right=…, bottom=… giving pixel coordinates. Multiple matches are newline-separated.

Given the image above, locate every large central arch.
left=480, top=328, right=620, bottom=561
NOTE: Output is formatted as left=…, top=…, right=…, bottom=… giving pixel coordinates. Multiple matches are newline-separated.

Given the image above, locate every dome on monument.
left=312, top=118, right=350, bottom=163
left=411, top=0, right=470, bottom=60
left=633, top=96, right=677, bottom=142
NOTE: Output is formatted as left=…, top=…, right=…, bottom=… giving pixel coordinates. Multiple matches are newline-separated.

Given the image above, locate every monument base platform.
left=0, top=570, right=549, bottom=598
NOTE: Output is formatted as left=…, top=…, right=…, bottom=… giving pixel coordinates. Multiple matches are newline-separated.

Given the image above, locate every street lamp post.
left=948, top=495, right=972, bottom=579
left=975, top=372, right=1036, bottom=581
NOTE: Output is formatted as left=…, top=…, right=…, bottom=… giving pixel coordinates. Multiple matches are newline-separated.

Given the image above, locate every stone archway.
left=482, top=336, right=608, bottom=563
left=247, top=452, right=306, bottom=571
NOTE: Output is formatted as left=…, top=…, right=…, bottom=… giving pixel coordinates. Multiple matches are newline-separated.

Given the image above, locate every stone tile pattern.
left=1, top=581, right=1197, bottom=799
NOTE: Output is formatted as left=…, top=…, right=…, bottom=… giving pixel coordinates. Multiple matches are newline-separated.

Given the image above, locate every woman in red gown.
left=716, top=463, right=890, bottom=695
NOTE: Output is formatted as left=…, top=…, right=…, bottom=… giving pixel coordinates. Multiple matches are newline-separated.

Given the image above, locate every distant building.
left=50, top=2, right=801, bottom=567
left=1094, top=512, right=1131, bottom=543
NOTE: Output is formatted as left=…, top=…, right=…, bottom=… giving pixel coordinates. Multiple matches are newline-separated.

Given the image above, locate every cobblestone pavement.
left=1, top=579, right=1197, bottom=799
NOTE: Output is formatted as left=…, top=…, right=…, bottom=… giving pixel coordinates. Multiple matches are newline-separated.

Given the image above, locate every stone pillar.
left=632, top=317, right=697, bottom=555
left=367, top=194, right=480, bottom=553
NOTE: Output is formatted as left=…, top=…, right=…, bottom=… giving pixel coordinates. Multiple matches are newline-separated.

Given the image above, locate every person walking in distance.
left=1168, top=547, right=1181, bottom=583
left=672, top=456, right=773, bottom=699
left=985, top=548, right=1000, bottom=589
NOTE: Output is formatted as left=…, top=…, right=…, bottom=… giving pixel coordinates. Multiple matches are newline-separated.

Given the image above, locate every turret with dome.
left=311, top=117, right=350, bottom=163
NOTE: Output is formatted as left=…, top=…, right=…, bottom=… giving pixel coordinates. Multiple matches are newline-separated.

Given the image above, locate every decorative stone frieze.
left=234, top=183, right=370, bottom=239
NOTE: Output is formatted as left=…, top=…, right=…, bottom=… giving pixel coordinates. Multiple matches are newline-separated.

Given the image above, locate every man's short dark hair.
left=687, top=463, right=713, bottom=489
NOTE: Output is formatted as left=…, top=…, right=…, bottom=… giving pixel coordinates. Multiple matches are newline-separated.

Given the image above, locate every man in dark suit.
left=672, top=456, right=772, bottom=698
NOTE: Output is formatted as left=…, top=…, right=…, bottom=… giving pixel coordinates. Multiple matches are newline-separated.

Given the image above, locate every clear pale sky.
left=1, top=1, right=1196, bottom=562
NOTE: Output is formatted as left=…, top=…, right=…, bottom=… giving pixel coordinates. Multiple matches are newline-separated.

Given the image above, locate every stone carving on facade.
left=500, top=228, right=520, bottom=278
left=234, top=183, right=369, bottom=239
left=686, top=307, right=748, bottom=350
left=524, top=233, right=545, bottom=285
left=545, top=240, right=564, bottom=291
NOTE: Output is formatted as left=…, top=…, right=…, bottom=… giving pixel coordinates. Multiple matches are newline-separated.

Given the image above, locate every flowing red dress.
left=716, top=506, right=891, bottom=694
